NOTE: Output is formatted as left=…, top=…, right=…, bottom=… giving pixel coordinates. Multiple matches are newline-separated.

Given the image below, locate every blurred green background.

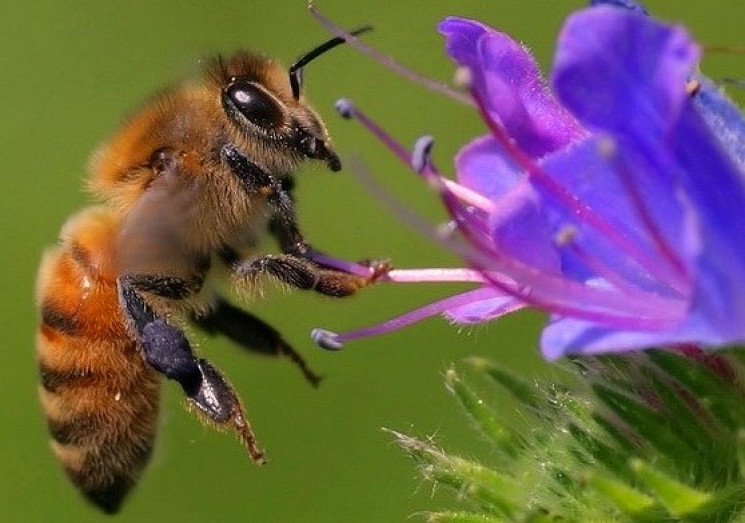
left=1, top=1, right=742, bottom=521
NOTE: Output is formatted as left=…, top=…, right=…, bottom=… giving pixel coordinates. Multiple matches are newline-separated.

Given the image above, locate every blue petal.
left=589, top=0, right=648, bottom=15
left=693, top=77, right=745, bottom=172
left=455, top=135, right=522, bottom=200
left=439, top=17, right=584, bottom=158
left=541, top=317, right=704, bottom=360
left=535, top=136, right=695, bottom=294
left=670, top=105, right=745, bottom=341
left=553, top=7, right=698, bottom=146
left=541, top=8, right=745, bottom=355
left=541, top=312, right=733, bottom=360
left=456, top=136, right=562, bottom=274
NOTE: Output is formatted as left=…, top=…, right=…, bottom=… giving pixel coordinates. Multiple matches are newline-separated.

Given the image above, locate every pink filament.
left=331, top=288, right=509, bottom=344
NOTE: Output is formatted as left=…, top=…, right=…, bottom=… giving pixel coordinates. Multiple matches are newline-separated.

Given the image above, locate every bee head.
left=214, top=26, right=372, bottom=174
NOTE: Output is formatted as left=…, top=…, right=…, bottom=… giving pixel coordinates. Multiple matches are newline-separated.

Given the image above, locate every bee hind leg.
left=118, top=277, right=266, bottom=463
left=193, top=296, right=322, bottom=387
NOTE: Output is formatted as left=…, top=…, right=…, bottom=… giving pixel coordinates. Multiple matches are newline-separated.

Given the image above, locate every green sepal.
left=466, top=357, right=543, bottom=411
left=588, top=472, right=664, bottom=520
left=630, top=458, right=711, bottom=517
left=385, top=429, right=521, bottom=518
left=646, top=350, right=745, bottom=429
left=445, top=367, right=524, bottom=458
left=424, top=512, right=505, bottom=523
left=567, top=423, right=634, bottom=484
left=593, top=383, right=697, bottom=462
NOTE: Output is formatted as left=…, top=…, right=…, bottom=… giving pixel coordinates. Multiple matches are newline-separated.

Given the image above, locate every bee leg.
left=223, top=143, right=390, bottom=294
left=266, top=181, right=392, bottom=285
left=238, top=254, right=383, bottom=297
left=118, top=277, right=266, bottom=464
left=117, top=273, right=205, bottom=300
left=223, top=143, right=313, bottom=257
left=193, top=296, right=322, bottom=387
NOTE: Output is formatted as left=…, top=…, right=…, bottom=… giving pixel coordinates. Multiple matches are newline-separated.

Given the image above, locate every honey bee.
left=36, top=28, right=382, bottom=514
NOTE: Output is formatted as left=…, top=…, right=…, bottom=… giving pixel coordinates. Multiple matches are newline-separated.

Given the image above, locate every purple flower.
left=310, top=5, right=745, bottom=359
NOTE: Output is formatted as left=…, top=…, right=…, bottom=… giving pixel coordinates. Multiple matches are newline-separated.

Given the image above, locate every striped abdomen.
left=36, top=208, right=161, bottom=514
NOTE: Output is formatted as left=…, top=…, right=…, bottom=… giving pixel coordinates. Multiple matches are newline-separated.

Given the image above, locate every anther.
left=685, top=78, right=701, bottom=96
left=335, top=98, right=356, bottom=119
left=597, top=136, right=617, bottom=158
left=555, top=224, right=578, bottom=246
left=411, top=135, right=435, bottom=173
left=311, top=328, right=344, bottom=350
left=436, top=220, right=459, bottom=239
left=454, top=67, right=473, bottom=89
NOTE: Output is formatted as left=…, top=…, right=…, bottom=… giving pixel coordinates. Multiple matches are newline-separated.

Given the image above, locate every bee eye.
left=223, top=80, right=283, bottom=129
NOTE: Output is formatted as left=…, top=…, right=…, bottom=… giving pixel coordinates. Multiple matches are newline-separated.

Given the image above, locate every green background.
left=1, top=1, right=742, bottom=521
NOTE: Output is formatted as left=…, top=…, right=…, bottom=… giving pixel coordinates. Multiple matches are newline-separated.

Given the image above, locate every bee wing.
left=116, top=171, right=203, bottom=278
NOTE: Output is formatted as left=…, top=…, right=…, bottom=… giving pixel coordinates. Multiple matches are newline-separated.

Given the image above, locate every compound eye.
left=223, top=80, right=283, bottom=129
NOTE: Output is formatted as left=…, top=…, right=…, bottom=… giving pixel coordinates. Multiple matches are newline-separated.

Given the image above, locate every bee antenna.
left=289, top=25, right=373, bottom=100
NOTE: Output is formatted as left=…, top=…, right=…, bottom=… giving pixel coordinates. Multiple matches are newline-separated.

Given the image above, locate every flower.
left=310, top=2, right=745, bottom=360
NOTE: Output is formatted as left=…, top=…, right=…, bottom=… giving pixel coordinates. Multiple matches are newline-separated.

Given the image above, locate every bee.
left=36, top=28, right=383, bottom=514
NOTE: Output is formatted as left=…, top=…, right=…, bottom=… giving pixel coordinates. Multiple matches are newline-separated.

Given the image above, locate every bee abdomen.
left=36, top=213, right=161, bottom=513
left=38, top=348, right=160, bottom=514
left=48, top=408, right=156, bottom=514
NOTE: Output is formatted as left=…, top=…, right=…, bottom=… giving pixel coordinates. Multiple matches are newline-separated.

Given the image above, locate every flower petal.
left=454, top=136, right=563, bottom=274
left=552, top=7, right=699, bottom=145
left=541, top=312, right=734, bottom=360
left=590, top=0, right=648, bottom=14
left=443, top=287, right=525, bottom=323
left=670, top=104, right=745, bottom=341
left=455, top=135, right=521, bottom=199
left=535, top=136, right=695, bottom=294
left=439, top=17, right=584, bottom=158
left=693, top=77, right=745, bottom=172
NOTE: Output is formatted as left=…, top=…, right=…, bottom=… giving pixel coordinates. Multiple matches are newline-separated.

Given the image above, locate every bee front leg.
left=118, top=276, right=265, bottom=464
left=265, top=179, right=392, bottom=289
left=222, top=143, right=390, bottom=294
left=236, top=254, right=381, bottom=297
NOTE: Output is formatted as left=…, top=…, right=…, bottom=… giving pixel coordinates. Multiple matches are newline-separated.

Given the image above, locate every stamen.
left=306, top=250, right=375, bottom=277
left=454, top=67, right=472, bottom=89
left=441, top=179, right=496, bottom=213
left=311, top=328, right=343, bottom=350
left=312, top=288, right=509, bottom=349
left=554, top=224, right=578, bottom=246
left=334, top=99, right=411, bottom=164
left=437, top=219, right=458, bottom=238
left=335, top=98, right=356, bottom=119
left=386, top=268, right=486, bottom=284
left=309, top=3, right=474, bottom=106
left=359, top=118, right=684, bottom=324
left=338, top=102, right=494, bottom=213
left=434, top=167, right=686, bottom=328
left=553, top=224, right=647, bottom=293
left=411, top=135, right=435, bottom=173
